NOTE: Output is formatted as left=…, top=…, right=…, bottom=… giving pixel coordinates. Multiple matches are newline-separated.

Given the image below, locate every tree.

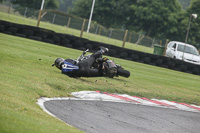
left=128, top=0, right=183, bottom=39
left=58, top=0, right=74, bottom=12
left=185, top=0, right=200, bottom=48
left=69, top=0, right=187, bottom=41
left=69, top=0, right=134, bottom=28
left=11, top=0, right=59, bottom=10
left=10, top=0, right=59, bottom=18
left=45, top=0, right=59, bottom=9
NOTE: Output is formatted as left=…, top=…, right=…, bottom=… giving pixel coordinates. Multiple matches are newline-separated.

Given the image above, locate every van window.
left=168, top=42, right=173, bottom=48
left=177, top=45, right=199, bottom=55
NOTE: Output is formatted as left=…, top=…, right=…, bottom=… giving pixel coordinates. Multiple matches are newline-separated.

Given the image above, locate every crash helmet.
left=54, top=58, right=65, bottom=70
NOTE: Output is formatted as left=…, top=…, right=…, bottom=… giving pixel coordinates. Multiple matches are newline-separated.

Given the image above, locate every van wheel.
left=173, top=56, right=176, bottom=59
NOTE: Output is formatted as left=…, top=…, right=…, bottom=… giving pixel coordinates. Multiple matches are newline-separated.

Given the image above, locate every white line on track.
left=37, top=91, right=200, bottom=114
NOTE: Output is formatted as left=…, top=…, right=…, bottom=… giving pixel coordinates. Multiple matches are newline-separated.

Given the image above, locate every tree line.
left=69, top=0, right=200, bottom=48
left=2, top=0, right=200, bottom=48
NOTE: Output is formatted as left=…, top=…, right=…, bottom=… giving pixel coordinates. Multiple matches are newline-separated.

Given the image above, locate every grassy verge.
left=0, top=11, right=153, bottom=53
left=0, top=33, right=200, bottom=133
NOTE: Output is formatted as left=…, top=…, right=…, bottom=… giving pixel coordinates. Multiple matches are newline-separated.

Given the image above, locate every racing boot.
left=92, top=47, right=109, bottom=59
left=99, top=47, right=109, bottom=54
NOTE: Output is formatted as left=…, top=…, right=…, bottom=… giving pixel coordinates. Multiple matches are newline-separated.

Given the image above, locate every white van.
left=165, top=41, right=200, bottom=65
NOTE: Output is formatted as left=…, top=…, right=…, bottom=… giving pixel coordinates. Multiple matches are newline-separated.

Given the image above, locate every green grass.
left=0, top=33, right=200, bottom=133
left=0, top=11, right=153, bottom=53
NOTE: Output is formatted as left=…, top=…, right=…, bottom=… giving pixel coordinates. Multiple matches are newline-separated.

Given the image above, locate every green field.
left=0, top=33, right=200, bottom=133
left=0, top=11, right=153, bottom=53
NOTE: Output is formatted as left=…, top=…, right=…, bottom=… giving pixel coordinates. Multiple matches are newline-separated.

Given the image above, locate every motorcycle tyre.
left=117, top=68, right=130, bottom=78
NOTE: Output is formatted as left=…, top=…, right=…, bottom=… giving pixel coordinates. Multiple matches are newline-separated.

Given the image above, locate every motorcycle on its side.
left=54, top=49, right=130, bottom=78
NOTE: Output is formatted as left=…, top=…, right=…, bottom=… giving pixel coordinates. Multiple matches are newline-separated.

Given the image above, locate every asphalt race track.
left=44, top=100, right=200, bottom=133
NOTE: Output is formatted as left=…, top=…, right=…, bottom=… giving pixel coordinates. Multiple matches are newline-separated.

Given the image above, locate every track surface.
left=44, top=100, right=200, bottom=133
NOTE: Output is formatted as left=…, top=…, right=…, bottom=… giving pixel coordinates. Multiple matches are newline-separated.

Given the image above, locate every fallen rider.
left=53, top=47, right=111, bottom=77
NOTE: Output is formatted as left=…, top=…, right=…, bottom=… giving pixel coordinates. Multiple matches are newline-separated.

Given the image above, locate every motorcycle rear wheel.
left=117, top=68, right=130, bottom=78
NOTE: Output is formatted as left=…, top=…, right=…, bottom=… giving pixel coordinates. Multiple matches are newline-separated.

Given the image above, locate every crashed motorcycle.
left=53, top=49, right=130, bottom=78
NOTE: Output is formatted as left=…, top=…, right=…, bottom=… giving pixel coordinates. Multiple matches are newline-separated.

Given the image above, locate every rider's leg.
left=78, top=47, right=108, bottom=77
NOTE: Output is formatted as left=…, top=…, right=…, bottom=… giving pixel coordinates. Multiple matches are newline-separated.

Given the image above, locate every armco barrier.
left=0, top=20, right=200, bottom=76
